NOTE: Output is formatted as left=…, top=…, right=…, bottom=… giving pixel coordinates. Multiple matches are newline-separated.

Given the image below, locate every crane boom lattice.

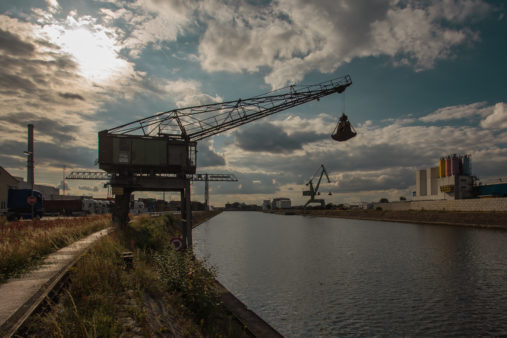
left=107, top=75, right=352, bottom=141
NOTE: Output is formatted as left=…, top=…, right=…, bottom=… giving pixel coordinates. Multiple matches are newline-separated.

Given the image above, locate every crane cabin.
left=98, top=131, right=197, bottom=175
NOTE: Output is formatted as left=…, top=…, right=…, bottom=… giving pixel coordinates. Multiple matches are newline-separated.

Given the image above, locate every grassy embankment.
left=20, top=211, right=250, bottom=337
left=0, top=215, right=110, bottom=284
left=272, top=208, right=507, bottom=228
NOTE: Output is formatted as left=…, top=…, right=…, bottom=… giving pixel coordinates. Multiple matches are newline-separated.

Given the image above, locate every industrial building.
left=0, top=167, right=19, bottom=213
left=415, top=154, right=474, bottom=200
left=0, top=167, right=60, bottom=215
left=271, top=197, right=291, bottom=209
left=415, top=154, right=507, bottom=200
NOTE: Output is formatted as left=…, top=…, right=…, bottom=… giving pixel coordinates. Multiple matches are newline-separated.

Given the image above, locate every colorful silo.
left=439, top=158, right=446, bottom=177
left=445, top=156, right=452, bottom=176
left=462, top=155, right=471, bottom=176
left=451, top=154, right=460, bottom=176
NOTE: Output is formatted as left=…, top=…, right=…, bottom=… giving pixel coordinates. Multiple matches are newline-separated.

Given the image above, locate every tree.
left=379, top=198, right=389, bottom=203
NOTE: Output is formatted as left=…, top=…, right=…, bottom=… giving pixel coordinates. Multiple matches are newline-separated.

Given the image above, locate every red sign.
left=27, top=195, right=37, bottom=205
left=170, top=237, right=184, bottom=251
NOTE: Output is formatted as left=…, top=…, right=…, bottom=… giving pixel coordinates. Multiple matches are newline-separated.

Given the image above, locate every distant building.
left=262, top=200, right=271, bottom=210
left=415, top=154, right=474, bottom=200
left=271, top=197, right=291, bottom=209
left=15, top=177, right=60, bottom=200
left=0, top=167, right=19, bottom=213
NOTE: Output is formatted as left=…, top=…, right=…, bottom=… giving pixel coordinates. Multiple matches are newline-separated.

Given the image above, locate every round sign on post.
left=170, top=237, right=184, bottom=251
left=27, top=195, right=36, bottom=205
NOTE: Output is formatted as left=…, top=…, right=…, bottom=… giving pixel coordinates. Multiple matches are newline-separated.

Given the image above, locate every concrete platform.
left=0, top=228, right=113, bottom=336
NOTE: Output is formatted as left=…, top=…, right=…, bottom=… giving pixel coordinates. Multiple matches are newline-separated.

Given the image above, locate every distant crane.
left=303, top=164, right=332, bottom=210
left=98, top=75, right=353, bottom=248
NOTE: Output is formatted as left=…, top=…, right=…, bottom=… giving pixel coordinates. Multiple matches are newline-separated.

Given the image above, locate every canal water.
left=193, top=211, right=507, bottom=337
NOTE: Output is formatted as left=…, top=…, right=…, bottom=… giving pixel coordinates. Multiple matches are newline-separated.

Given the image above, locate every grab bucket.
left=331, top=113, right=357, bottom=142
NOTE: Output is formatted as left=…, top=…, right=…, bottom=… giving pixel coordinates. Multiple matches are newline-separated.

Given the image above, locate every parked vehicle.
left=130, top=200, right=145, bottom=215
left=44, top=198, right=113, bottom=216
left=6, top=188, right=44, bottom=220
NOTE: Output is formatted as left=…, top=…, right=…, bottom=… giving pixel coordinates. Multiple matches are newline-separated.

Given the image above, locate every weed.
left=0, top=216, right=110, bottom=283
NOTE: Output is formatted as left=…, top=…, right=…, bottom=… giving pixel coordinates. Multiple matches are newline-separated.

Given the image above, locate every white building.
left=271, top=197, right=291, bottom=209
left=415, top=167, right=474, bottom=200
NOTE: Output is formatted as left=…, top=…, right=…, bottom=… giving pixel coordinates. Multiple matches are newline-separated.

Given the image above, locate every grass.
left=0, top=215, right=110, bottom=283
left=21, top=212, right=250, bottom=337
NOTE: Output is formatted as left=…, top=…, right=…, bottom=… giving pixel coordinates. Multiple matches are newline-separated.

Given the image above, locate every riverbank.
left=270, top=209, right=507, bottom=230
left=19, top=211, right=280, bottom=337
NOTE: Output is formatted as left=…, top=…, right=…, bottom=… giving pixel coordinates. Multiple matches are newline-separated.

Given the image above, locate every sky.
left=0, top=0, right=506, bottom=206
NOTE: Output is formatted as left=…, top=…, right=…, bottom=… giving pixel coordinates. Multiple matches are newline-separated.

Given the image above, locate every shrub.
left=155, top=248, right=220, bottom=321
left=126, top=214, right=177, bottom=251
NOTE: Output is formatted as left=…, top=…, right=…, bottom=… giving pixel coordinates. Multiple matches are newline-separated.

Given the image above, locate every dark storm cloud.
left=337, top=168, right=414, bottom=193
left=59, top=92, right=85, bottom=101
left=0, top=139, right=96, bottom=168
left=0, top=112, right=79, bottom=143
left=0, top=38, right=79, bottom=96
left=230, top=142, right=429, bottom=180
left=197, top=140, right=225, bottom=167
left=0, top=29, right=35, bottom=55
left=0, top=154, right=25, bottom=168
left=234, top=122, right=325, bottom=153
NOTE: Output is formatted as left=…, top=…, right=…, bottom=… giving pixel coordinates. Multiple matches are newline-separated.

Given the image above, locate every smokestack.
left=27, top=124, right=34, bottom=189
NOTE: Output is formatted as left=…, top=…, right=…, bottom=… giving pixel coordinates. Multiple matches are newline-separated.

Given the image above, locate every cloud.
left=217, top=101, right=506, bottom=200
left=234, top=121, right=326, bottom=153
left=111, top=0, right=197, bottom=58
left=78, top=185, right=99, bottom=192
left=420, top=102, right=491, bottom=122
left=58, top=92, right=85, bottom=101
left=0, top=29, right=35, bottom=55
left=480, top=102, right=507, bottom=129
left=0, top=139, right=97, bottom=169
left=195, top=0, right=491, bottom=88
left=0, top=112, right=80, bottom=144
left=197, top=139, right=226, bottom=167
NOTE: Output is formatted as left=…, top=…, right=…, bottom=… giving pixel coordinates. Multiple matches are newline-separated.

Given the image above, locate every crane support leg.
left=112, top=188, right=132, bottom=229
left=185, top=179, right=192, bottom=249
left=180, top=180, right=193, bottom=250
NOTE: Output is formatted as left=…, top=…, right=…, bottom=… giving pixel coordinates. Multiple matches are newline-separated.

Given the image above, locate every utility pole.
left=63, top=165, right=66, bottom=196
left=205, top=174, right=209, bottom=211
left=26, top=124, right=35, bottom=219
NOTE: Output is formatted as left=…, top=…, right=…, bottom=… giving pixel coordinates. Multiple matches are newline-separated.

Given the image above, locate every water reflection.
left=194, top=212, right=507, bottom=337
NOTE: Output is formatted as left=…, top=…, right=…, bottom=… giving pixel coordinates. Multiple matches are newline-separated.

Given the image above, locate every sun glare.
left=43, top=16, right=129, bottom=82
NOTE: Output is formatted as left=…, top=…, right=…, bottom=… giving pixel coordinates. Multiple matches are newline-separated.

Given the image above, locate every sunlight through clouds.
left=41, top=13, right=131, bottom=83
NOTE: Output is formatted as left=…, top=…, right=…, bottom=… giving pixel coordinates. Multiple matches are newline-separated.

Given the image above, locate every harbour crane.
left=303, top=164, right=332, bottom=210
left=98, top=75, right=352, bottom=248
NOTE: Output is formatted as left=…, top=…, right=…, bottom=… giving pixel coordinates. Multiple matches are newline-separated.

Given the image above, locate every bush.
left=126, top=214, right=178, bottom=251
left=155, top=248, right=220, bottom=321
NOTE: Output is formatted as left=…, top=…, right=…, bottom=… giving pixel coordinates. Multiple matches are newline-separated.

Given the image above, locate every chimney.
left=27, top=124, right=34, bottom=189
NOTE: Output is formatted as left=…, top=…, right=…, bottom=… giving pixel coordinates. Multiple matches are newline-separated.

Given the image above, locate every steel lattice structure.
left=67, top=171, right=237, bottom=182
left=107, top=75, right=352, bottom=141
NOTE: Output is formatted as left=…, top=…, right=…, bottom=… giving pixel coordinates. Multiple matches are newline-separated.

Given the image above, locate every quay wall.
left=375, top=197, right=507, bottom=212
